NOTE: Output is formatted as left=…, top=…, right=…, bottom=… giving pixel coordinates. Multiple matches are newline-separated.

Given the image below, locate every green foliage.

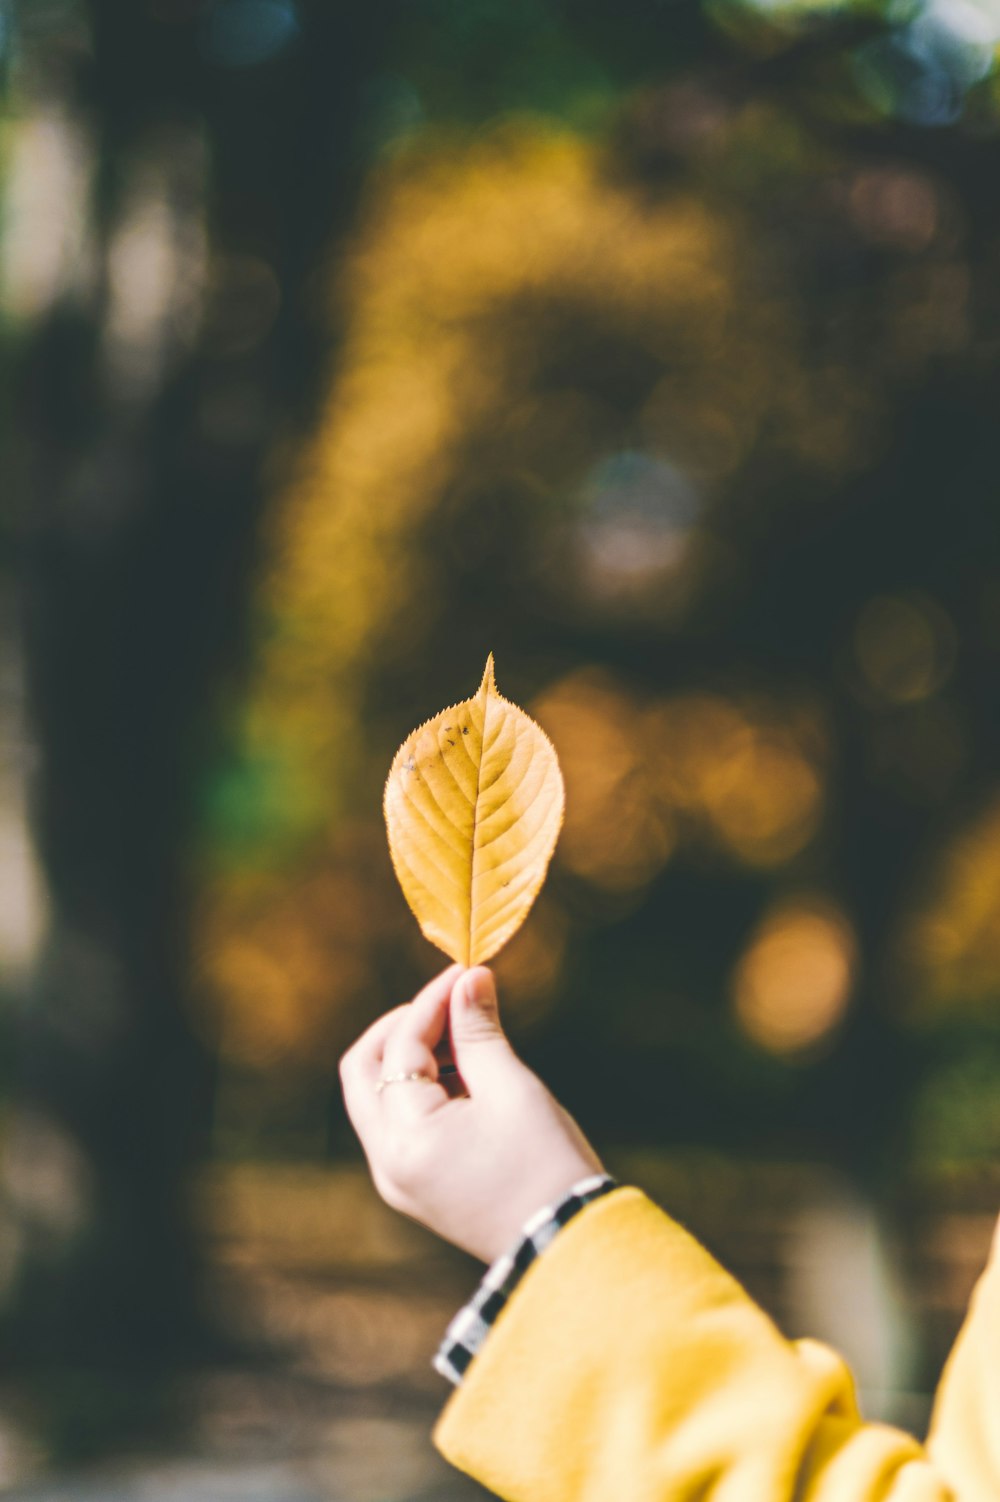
left=382, top=0, right=706, bottom=130
left=911, top=1027, right=1000, bottom=1167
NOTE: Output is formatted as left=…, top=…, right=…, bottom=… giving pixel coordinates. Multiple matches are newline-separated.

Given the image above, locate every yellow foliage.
left=193, top=829, right=398, bottom=1070
left=384, top=656, right=564, bottom=965
left=900, top=796, right=1000, bottom=1016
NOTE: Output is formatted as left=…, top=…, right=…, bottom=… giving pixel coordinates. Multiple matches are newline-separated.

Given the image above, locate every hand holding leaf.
left=384, top=656, right=564, bottom=964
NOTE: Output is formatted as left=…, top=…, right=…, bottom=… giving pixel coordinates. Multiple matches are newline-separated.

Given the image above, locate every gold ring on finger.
left=375, top=1071, right=437, bottom=1094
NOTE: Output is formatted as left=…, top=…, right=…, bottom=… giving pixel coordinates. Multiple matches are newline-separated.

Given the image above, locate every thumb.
left=449, top=967, right=519, bottom=1092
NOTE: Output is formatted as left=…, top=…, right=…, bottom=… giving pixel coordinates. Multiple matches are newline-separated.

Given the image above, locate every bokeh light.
left=733, top=897, right=858, bottom=1054
left=532, top=669, right=675, bottom=894
left=0, top=103, right=95, bottom=322
left=854, top=593, right=957, bottom=706
left=719, top=0, right=1000, bottom=126
left=200, top=0, right=300, bottom=68
left=648, top=694, right=827, bottom=869
left=573, top=451, right=704, bottom=607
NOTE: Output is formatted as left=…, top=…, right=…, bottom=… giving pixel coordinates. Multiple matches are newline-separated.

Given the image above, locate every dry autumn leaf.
left=384, top=655, right=565, bottom=965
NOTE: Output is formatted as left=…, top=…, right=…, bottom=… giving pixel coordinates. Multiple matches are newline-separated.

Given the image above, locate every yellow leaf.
left=384, top=655, right=565, bottom=965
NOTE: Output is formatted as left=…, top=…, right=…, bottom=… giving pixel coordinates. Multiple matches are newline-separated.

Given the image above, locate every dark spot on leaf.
left=461, top=726, right=469, bottom=735
left=447, top=738, right=455, bottom=746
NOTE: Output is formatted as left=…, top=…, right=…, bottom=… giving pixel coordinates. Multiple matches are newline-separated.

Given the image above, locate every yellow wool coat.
left=434, top=1187, right=999, bottom=1501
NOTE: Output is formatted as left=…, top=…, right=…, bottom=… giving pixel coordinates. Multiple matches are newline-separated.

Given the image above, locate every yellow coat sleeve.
left=926, top=1216, right=1000, bottom=1499
left=434, top=1186, right=999, bottom=1502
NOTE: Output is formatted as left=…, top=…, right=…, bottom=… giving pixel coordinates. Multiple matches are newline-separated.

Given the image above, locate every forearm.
left=341, top=969, right=998, bottom=1501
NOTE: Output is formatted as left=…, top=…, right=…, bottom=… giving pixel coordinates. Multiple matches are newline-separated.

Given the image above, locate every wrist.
left=434, top=1174, right=618, bottom=1385
left=484, top=1163, right=605, bottom=1262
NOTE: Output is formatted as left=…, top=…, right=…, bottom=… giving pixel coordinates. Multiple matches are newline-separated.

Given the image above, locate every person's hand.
left=340, top=964, right=604, bottom=1263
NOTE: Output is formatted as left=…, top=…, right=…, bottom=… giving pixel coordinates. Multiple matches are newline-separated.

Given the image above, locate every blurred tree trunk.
left=7, top=0, right=394, bottom=1451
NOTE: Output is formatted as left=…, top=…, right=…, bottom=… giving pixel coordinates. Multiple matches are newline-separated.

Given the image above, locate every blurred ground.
left=1, top=1158, right=995, bottom=1499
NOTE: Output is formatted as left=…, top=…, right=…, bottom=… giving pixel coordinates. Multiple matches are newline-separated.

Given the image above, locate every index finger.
left=380, top=965, right=468, bottom=1117
left=339, top=965, right=464, bottom=1133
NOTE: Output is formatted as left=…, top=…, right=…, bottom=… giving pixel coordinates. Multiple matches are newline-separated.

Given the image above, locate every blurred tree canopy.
left=5, top=0, right=1000, bottom=1453
left=198, top=1, right=1000, bottom=1179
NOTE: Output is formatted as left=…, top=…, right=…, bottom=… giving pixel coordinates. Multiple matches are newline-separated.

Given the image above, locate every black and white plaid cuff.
left=434, top=1174, right=618, bottom=1385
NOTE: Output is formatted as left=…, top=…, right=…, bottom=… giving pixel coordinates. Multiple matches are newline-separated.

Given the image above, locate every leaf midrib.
left=467, top=686, right=498, bottom=966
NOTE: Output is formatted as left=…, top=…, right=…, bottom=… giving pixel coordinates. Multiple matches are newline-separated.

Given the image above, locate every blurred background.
left=3, top=0, right=1000, bottom=1495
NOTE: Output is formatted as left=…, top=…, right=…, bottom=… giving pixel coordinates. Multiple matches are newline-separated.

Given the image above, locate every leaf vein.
left=392, top=820, right=466, bottom=903
left=475, top=772, right=548, bottom=855
left=398, top=774, right=469, bottom=861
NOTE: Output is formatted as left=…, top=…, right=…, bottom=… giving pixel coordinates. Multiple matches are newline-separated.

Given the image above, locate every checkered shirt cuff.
left=433, top=1174, right=618, bottom=1385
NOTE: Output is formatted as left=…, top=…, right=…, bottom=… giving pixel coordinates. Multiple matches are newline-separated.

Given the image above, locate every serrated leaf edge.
left=383, top=655, right=565, bottom=965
